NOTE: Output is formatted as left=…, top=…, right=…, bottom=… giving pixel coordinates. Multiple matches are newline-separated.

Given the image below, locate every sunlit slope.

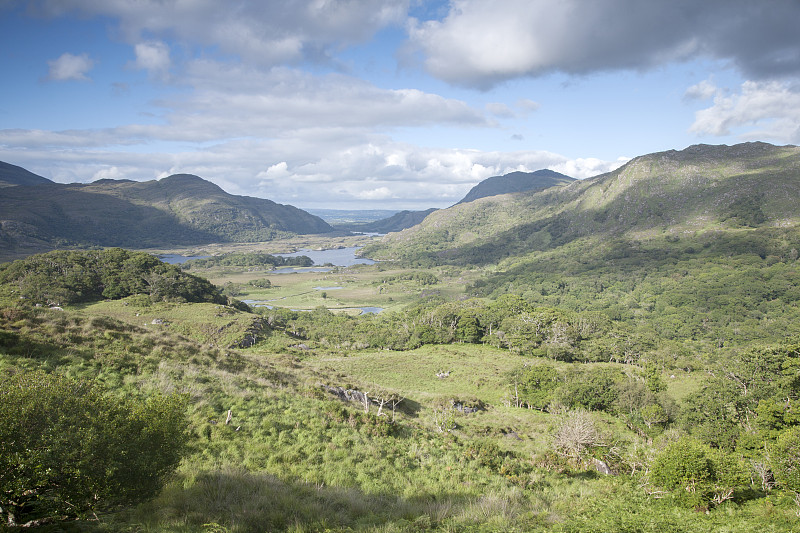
left=364, top=142, right=800, bottom=265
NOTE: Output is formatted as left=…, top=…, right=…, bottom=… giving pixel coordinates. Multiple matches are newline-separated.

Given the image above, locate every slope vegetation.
left=0, top=169, right=333, bottom=256
left=365, top=142, right=800, bottom=265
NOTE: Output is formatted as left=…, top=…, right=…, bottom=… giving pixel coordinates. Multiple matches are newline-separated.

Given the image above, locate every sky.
left=1, top=0, right=799, bottom=211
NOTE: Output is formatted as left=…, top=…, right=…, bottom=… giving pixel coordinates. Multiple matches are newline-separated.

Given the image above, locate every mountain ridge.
left=362, top=142, right=800, bottom=265
left=0, top=169, right=334, bottom=258
left=455, top=169, right=574, bottom=205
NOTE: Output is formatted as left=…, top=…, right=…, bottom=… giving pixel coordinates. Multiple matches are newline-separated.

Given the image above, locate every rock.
left=593, top=458, right=613, bottom=475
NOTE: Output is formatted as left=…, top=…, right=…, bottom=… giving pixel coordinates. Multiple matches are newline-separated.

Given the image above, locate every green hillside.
left=0, top=169, right=333, bottom=258
left=365, top=142, right=800, bottom=264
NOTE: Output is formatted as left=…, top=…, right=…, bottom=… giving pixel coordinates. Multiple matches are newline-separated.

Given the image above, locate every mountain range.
left=344, top=168, right=574, bottom=233
left=0, top=169, right=333, bottom=257
left=363, top=142, right=800, bottom=264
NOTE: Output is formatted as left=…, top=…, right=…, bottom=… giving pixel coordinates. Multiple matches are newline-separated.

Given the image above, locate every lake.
left=159, top=246, right=374, bottom=270
left=275, top=246, right=375, bottom=267
left=159, top=254, right=210, bottom=264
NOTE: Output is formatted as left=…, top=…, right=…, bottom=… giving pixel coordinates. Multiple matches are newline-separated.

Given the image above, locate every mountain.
left=341, top=169, right=573, bottom=235
left=0, top=168, right=333, bottom=257
left=0, top=161, right=54, bottom=187
left=346, top=208, right=438, bottom=234
left=455, top=169, right=574, bottom=204
left=363, top=142, right=800, bottom=265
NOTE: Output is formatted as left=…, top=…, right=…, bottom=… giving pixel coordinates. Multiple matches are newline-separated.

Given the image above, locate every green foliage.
left=0, top=248, right=226, bottom=306
left=0, top=370, right=189, bottom=525
left=507, top=362, right=559, bottom=409
left=771, top=426, right=800, bottom=494
left=650, top=437, right=748, bottom=508
left=182, top=251, right=313, bottom=270
left=555, top=366, right=624, bottom=412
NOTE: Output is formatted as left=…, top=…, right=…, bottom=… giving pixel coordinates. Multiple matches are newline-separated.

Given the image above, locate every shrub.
left=552, top=410, right=602, bottom=464
left=0, top=370, right=189, bottom=526
left=649, top=437, right=747, bottom=508
left=771, top=426, right=800, bottom=496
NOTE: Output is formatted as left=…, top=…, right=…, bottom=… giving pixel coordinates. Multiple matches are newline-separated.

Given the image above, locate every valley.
left=2, top=143, right=800, bottom=531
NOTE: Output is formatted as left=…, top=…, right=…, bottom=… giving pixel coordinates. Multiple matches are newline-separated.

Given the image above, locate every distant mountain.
left=0, top=161, right=54, bottom=187
left=0, top=167, right=333, bottom=258
left=307, top=209, right=400, bottom=225
left=363, top=142, right=800, bottom=265
left=341, top=169, right=574, bottom=235
left=346, top=208, right=438, bottom=234
left=456, top=169, right=575, bottom=204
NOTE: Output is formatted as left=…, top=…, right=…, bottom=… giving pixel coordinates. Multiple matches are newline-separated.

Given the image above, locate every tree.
left=0, top=371, right=189, bottom=526
left=771, top=426, right=800, bottom=504
left=650, top=437, right=747, bottom=508
left=552, top=410, right=602, bottom=465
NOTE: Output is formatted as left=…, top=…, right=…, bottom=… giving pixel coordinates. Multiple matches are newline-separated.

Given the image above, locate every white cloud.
left=91, top=166, right=126, bottom=181
left=130, top=41, right=171, bottom=78
left=356, top=186, right=395, bottom=200
left=486, top=102, right=515, bottom=118
left=407, top=0, right=800, bottom=88
left=516, top=99, right=540, bottom=113
left=684, top=79, right=718, bottom=101
left=0, top=135, right=625, bottom=209
left=46, top=52, right=94, bottom=81
left=34, top=0, right=410, bottom=67
left=690, top=80, right=800, bottom=143
left=551, top=157, right=630, bottom=180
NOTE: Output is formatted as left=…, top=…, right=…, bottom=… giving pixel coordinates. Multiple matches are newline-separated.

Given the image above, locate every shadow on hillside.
left=128, top=469, right=481, bottom=532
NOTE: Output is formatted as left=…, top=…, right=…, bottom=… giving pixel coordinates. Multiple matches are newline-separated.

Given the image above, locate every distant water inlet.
left=275, top=247, right=375, bottom=267
left=242, top=299, right=383, bottom=315
left=159, top=246, right=374, bottom=271
left=159, top=254, right=210, bottom=264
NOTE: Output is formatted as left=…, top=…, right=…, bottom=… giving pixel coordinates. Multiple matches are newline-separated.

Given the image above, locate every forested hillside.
left=365, top=142, right=800, bottom=265
left=0, top=168, right=333, bottom=257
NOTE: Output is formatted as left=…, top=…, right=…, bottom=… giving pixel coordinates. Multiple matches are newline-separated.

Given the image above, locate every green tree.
left=650, top=437, right=747, bottom=508
left=0, top=371, right=189, bottom=526
left=771, top=426, right=800, bottom=500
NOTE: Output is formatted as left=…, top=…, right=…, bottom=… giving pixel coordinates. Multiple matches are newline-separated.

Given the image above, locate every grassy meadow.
left=2, top=239, right=800, bottom=532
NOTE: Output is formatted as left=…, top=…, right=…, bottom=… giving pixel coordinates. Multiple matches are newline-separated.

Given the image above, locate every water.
left=275, top=246, right=375, bottom=267
left=159, top=254, right=211, bottom=264
left=272, top=266, right=333, bottom=273
left=241, top=299, right=383, bottom=315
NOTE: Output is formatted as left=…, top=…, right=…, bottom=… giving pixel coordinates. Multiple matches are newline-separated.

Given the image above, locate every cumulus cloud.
left=407, top=0, right=800, bottom=88
left=46, top=52, right=94, bottom=81
left=32, top=0, right=409, bottom=67
left=486, top=102, right=515, bottom=118
left=139, top=62, right=488, bottom=142
left=689, top=80, right=800, bottom=143
left=130, top=41, right=171, bottom=78
left=684, top=79, right=718, bottom=101
left=0, top=134, right=624, bottom=209
left=516, top=99, right=540, bottom=113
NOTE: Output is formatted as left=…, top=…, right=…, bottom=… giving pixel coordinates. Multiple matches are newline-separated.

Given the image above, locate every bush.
left=650, top=437, right=747, bottom=509
left=771, top=426, right=800, bottom=496
left=0, top=371, right=189, bottom=526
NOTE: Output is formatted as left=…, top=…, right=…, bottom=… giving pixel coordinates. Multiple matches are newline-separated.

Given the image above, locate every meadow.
left=2, top=239, right=800, bottom=531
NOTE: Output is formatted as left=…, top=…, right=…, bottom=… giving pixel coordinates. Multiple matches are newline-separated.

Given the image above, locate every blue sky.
left=1, top=0, right=799, bottom=210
